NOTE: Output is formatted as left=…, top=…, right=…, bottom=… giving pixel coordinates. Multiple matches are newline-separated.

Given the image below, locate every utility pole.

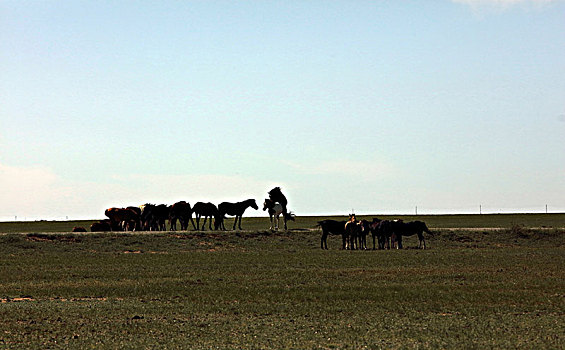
left=546, top=204, right=548, bottom=214
left=480, top=205, right=482, bottom=215
left=415, top=206, right=418, bottom=215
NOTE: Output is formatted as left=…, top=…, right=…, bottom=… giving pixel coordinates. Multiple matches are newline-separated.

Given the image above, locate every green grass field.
left=0, top=214, right=564, bottom=348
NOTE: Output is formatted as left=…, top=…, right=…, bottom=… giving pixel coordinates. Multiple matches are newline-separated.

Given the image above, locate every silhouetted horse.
left=268, top=187, right=288, bottom=214
left=395, top=220, right=432, bottom=249
left=371, top=219, right=405, bottom=249
left=105, top=207, right=140, bottom=231
left=218, top=199, right=258, bottom=230
left=263, top=198, right=294, bottom=230
left=169, top=201, right=196, bottom=231
left=192, top=202, right=220, bottom=230
left=357, top=220, right=371, bottom=250
left=139, top=204, right=169, bottom=231
left=317, top=219, right=347, bottom=250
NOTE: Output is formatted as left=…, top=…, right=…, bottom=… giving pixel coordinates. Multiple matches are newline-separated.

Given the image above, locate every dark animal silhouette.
left=372, top=219, right=404, bottom=249
left=105, top=207, right=139, bottom=231
left=140, top=204, right=155, bottom=230
left=139, top=204, right=169, bottom=231
left=268, top=187, right=288, bottom=214
left=169, top=201, right=196, bottom=231
left=72, top=226, right=87, bottom=232
left=90, top=220, right=112, bottom=232
left=395, top=220, right=432, bottom=249
left=356, top=220, right=371, bottom=250
left=192, top=202, right=220, bottom=230
left=153, top=204, right=170, bottom=231
left=126, top=206, right=142, bottom=231
left=218, top=199, right=258, bottom=230
left=263, top=198, right=294, bottom=230
left=317, top=219, right=347, bottom=249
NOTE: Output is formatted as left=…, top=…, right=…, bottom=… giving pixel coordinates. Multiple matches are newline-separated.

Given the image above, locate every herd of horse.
left=83, top=186, right=433, bottom=250
left=88, top=187, right=295, bottom=232
left=318, top=214, right=433, bottom=250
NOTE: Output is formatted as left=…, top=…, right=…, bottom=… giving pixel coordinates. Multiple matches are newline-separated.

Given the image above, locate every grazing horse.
left=105, top=207, right=140, bottom=231
left=126, top=206, right=142, bottom=231
left=317, top=219, right=347, bottom=250
left=268, top=187, right=288, bottom=214
left=139, top=204, right=169, bottom=231
left=372, top=219, right=406, bottom=249
left=262, top=198, right=294, bottom=230
left=169, top=201, right=196, bottom=231
left=218, top=199, right=259, bottom=230
left=371, top=218, right=395, bottom=250
left=140, top=204, right=156, bottom=230
left=192, top=202, right=220, bottom=230
left=395, top=220, right=432, bottom=249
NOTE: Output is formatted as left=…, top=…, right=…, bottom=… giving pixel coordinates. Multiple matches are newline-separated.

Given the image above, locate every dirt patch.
left=1, top=297, right=35, bottom=303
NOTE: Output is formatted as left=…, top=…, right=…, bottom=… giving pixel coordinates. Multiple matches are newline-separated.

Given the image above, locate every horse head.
left=262, top=199, right=272, bottom=211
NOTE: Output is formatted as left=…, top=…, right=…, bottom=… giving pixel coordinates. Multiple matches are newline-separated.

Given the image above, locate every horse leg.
left=419, top=233, right=426, bottom=249
left=237, top=215, right=243, bottom=230
left=269, top=215, right=273, bottom=230
left=321, top=231, right=328, bottom=249
left=283, top=216, right=287, bottom=230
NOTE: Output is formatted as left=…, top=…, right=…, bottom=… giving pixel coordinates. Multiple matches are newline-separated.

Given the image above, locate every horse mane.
left=268, top=187, right=286, bottom=201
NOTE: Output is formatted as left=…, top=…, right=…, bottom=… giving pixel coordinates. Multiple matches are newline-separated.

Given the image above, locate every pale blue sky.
left=1, top=0, right=564, bottom=220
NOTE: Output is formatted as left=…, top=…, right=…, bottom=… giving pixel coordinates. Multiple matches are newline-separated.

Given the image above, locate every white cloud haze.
left=452, top=0, right=561, bottom=10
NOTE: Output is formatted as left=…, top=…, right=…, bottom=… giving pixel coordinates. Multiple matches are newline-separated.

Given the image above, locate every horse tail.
left=423, top=222, right=434, bottom=235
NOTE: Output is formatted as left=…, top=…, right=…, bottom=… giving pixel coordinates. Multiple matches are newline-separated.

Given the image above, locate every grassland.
left=0, top=214, right=564, bottom=348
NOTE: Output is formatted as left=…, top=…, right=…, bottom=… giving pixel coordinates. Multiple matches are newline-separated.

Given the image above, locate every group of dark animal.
left=84, top=187, right=294, bottom=232
left=318, top=215, right=433, bottom=250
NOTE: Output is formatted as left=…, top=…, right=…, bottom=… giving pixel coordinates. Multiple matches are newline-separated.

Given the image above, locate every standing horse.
left=357, top=220, right=371, bottom=250
left=217, top=199, right=259, bottom=230
left=268, top=187, right=288, bottom=214
left=262, top=198, right=294, bottom=230
left=395, top=220, right=432, bottom=249
left=317, top=219, right=347, bottom=250
left=192, top=202, right=220, bottom=231
left=344, top=214, right=360, bottom=250
left=140, top=204, right=168, bottom=231
left=344, top=215, right=369, bottom=250
left=169, top=201, right=196, bottom=231
left=372, top=219, right=406, bottom=249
